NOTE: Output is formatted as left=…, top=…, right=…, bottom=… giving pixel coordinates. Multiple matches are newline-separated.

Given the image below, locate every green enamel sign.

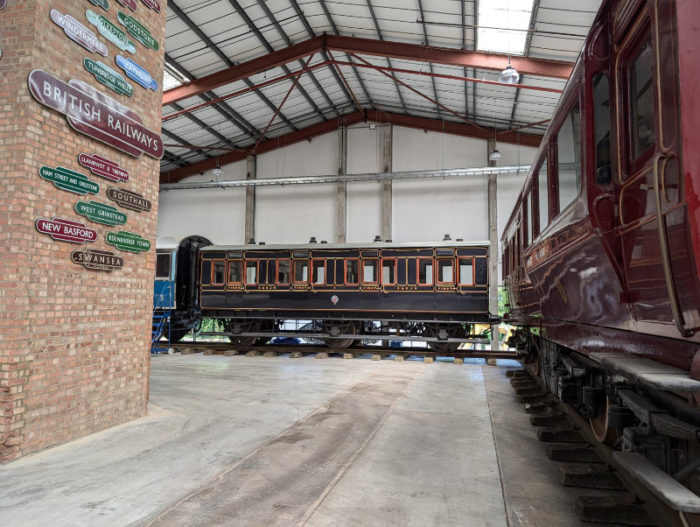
left=84, top=58, right=133, bottom=97
left=39, top=165, right=100, bottom=195
left=89, top=0, right=109, bottom=11
left=76, top=200, right=127, bottom=226
left=86, top=9, right=135, bottom=54
left=117, top=12, right=159, bottom=51
left=106, top=231, right=150, bottom=252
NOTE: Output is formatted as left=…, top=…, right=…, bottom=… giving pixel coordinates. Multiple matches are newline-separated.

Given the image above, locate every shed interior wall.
left=156, top=124, right=537, bottom=284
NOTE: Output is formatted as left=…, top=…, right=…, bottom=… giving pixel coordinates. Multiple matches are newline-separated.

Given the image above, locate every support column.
left=487, top=139, right=500, bottom=354
left=0, top=1, right=167, bottom=461
left=381, top=124, right=393, bottom=241
left=336, top=126, right=348, bottom=243
left=245, top=155, right=256, bottom=244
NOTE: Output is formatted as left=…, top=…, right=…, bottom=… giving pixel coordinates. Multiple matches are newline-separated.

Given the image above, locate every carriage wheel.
left=589, top=396, right=617, bottom=445
left=324, top=322, right=356, bottom=349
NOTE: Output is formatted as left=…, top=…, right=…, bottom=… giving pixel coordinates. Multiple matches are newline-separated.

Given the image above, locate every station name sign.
left=140, top=0, right=160, bottom=12
left=28, top=69, right=163, bottom=159
left=89, top=0, right=109, bottom=11
left=84, top=58, right=133, bottom=97
left=86, top=9, right=135, bottom=54
left=118, top=12, right=159, bottom=50
left=115, top=0, right=137, bottom=12
left=50, top=8, right=108, bottom=57
left=106, top=231, right=151, bottom=252
left=71, top=249, right=123, bottom=272
left=75, top=199, right=128, bottom=226
left=39, top=165, right=100, bottom=195
left=36, top=217, right=97, bottom=244
left=78, top=152, right=130, bottom=182
left=107, top=187, right=151, bottom=212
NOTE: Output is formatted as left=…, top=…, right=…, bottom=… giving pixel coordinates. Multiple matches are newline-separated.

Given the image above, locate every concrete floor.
left=0, top=354, right=589, bottom=526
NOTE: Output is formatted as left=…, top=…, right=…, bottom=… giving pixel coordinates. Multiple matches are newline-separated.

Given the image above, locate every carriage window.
left=212, top=260, right=225, bottom=285
left=459, top=259, right=474, bottom=286
left=538, top=161, right=549, bottom=232
left=418, top=258, right=433, bottom=285
left=228, top=260, right=242, bottom=283
left=362, top=259, right=378, bottom=284
left=293, top=260, right=308, bottom=283
left=629, top=38, right=655, bottom=160
left=277, top=260, right=290, bottom=285
left=155, top=253, right=171, bottom=279
left=346, top=259, right=359, bottom=285
left=557, top=101, right=581, bottom=213
left=593, top=73, right=612, bottom=185
left=245, top=261, right=257, bottom=284
left=524, top=193, right=532, bottom=247
left=312, top=260, right=325, bottom=285
left=437, top=259, right=454, bottom=284
left=382, top=259, right=396, bottom=285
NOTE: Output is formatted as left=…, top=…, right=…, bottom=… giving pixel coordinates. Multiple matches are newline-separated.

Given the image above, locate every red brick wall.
left=0, top=0, right=167, bottom=461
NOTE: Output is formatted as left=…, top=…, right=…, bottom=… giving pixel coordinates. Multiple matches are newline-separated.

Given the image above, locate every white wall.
left=156, top=124, right=539, bottom=283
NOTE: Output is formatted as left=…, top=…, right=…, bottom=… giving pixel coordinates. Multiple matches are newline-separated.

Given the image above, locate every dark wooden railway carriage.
left=197, top=240, right=492, bottom=350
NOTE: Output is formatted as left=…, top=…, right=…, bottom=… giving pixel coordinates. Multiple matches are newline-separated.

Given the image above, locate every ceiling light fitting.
left=499, top=58, right=520, bottom=85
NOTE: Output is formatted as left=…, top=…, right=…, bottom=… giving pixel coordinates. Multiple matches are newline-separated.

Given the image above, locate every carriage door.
left=616, top=5, right=695, bottom=333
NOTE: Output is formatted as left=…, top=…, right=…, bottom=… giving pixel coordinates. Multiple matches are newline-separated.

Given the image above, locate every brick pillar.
left=0, top=0, right=168, bottom=461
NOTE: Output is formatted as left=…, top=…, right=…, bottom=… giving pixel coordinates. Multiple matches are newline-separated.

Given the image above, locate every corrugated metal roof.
left=160, top=0, right=603, bottom=174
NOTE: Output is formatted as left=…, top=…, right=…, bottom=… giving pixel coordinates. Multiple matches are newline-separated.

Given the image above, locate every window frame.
left=311, top=258, right=326, bottom=286
left=345, top=258, right=359, bottom=286
left=436, top=258, right=455, bottom=285
left=380, top=257, right=397, bottom=286
left=244, top=259, right=258, bottom=286
left=553, top=92, right=583, bottom=217
left=211, top=259, right=226, bottom=286
left=292, top=259, right=309, bottom=285
left=276, top=259, right=290, bottom=285
left=458, top=257, right=475, bottom=286
left=361, top=258, right=379, bottom=285
left=227, top=259, right=243, bottom=284
left=417, top=257, right=434, bottom=286
left=622, top=23, right=656, bottom=174
left=155, top=252, right=172, bottom=280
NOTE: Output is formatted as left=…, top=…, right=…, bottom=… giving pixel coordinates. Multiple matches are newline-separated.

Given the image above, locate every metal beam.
left=417, top=0, right=442, bottom=119
left=316, top=0, right=373, bottom=105
left=160, top=109, right=543, bottom=183
left=227, top=0, right=325, bottom=123
left=160, top=165, right=531, bottom=191
left=163, top=34, right=574, bottom=106
left=164, top=52, right=260, bottom=141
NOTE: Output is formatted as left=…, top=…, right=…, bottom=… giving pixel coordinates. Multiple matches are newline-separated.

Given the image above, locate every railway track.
left=164, top=341, right=517, bottom=361
left=507, top=368, right=700, bottom=527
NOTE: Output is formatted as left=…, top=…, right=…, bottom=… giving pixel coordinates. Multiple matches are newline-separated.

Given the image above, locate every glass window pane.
left=228, top=260, right=242, bottom=283
left=418, top=260, right=433, bottom=285
left=538, top=161, right=549, bottom=231
left=593, top=73, right=612, bottom=185
left=459, top=259, right=474, bottom=285
left=155, top=253, right=171, bottom=279
left=312, top=260, right=325, bottom=284
left=362, top=260, right=377, bottom=283
left=277, top=260, right=290, bottom=284
left=525, top=192, right=532, bottom=246
left=382, top=260, right=395, bottom=284
left=294, top=260, right=308, bottom=283
left=213, top=261, right=225, bottom=284
left=630, top=38, right=655, bottom=159
left=346, top=259, right=358, bottom=284
left=246, top=261, right=257, bottom=284
left=437, top=259, right=453, bottom=283
left=557, top=102, right=581, bottom=212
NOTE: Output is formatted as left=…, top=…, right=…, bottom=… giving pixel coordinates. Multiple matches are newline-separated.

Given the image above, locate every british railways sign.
left=28, top=69, right=164, bottom=159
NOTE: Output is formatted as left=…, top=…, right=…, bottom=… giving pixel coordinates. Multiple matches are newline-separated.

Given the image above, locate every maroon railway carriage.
left=501, top=0, right=700, bottom=514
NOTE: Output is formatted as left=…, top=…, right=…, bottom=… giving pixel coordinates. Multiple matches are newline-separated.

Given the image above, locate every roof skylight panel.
left=477, top=0, right=535, bottom=55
